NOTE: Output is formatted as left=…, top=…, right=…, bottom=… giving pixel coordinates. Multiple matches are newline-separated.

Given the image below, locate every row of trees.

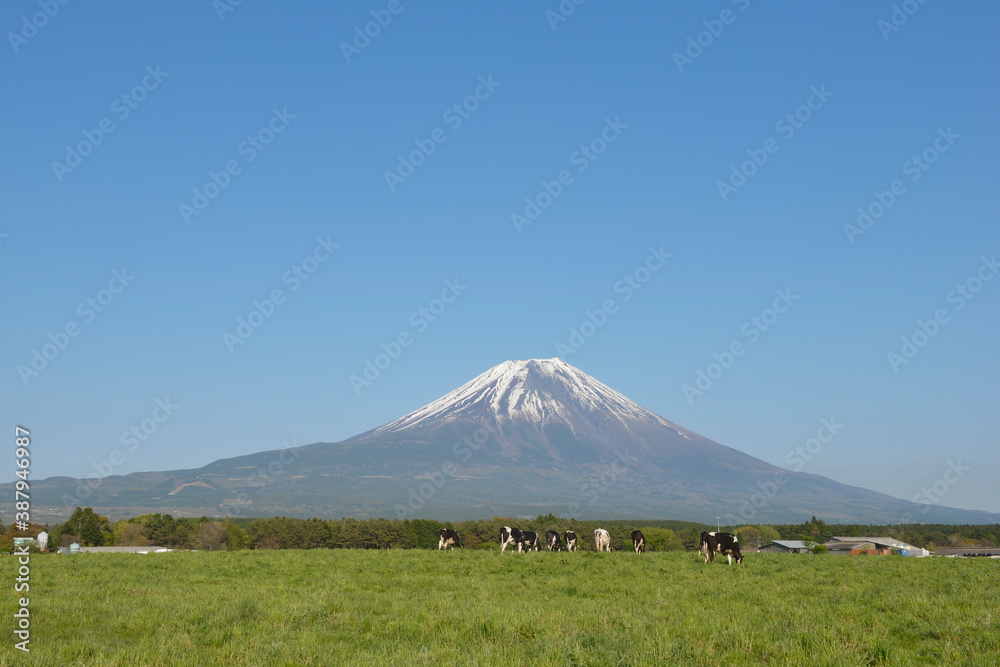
left=41, top=508, right=243, bottom=551
left=212, top=515, right=694, bottom=551
left=17, top=509, right=997, bottom=553
left=38, top=510, right=701, bottom=551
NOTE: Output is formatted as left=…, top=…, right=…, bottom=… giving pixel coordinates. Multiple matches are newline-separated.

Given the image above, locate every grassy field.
left=2, top=549, right=998, bottom=665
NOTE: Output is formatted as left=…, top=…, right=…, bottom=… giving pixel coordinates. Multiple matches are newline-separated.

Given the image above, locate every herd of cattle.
left=437, top=527, right=744, bottom=564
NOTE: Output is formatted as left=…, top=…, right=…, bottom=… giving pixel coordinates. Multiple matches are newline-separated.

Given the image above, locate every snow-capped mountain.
left=350, top=358, right=769, bottom=473
left=370, top=358, right=673, bottom=434
left=22, top=358, right=1000, bottom=524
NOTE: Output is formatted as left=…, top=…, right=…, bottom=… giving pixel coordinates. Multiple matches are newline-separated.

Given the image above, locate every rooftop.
left=827, top=536, right=916, bottom=549
left=771, top=540, right=814, bottom=550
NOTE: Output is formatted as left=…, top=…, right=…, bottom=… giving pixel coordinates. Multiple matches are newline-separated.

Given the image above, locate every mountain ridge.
left=11, top=357, right=1000, bottom=525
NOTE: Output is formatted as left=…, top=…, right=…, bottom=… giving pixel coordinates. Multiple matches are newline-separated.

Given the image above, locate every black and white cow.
left=699, top=531, right=743, bottom=565
left=500, top=526, right=522, bottom=553
left=545, top=530, right=562, bottom=551
left=438, top=528, right=459, bottom=551
left=564, top=531, right=578, bottom=552
left=631, top=529, right=646, bottom=554
left=594, top=528, right=612, bottom=552
left=520, top=531, right=540, bottom=552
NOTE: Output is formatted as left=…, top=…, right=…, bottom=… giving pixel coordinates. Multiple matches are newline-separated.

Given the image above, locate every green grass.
left=2, top=550, right=998, bottom=665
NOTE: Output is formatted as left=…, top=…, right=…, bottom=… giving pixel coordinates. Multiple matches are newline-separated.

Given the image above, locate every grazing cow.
left=631, top=529, right=646, bottom=554
left=594, top=528, right=612, bottom=552
left=545, top=530, right=562, bottom=552
left=699, top=531, right=743, bottom=565
left=564, top=531, right=578, bottom=552
left=500, top=526, right=523, bottom=553
left=438, top=529, right=459, bottom=551
left=520, top=531, right=540, bottom=552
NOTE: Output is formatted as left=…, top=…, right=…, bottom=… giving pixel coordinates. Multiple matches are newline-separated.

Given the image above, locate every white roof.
left=828, top=536, right=916, bottom=549
left=772, top=540, right=813, bottom=549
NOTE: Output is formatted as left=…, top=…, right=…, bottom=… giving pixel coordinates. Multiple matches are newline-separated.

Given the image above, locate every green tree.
left=642, top=528, right=684, bottom=551
left=113, top=520, right=151, bottom=546
left=246, top=517, right=284, bottom=549
left=170, top=518, right=197, bottom=549
left=403, top=519, right=445, bottom=549
left=735, top=526, right=763, bottom=549
left=678, top=528, right=701, bottom=551
left=807, top=516, right=826, bottom=539
left=757, top=525, right=780, bottom=545
left=133, top=514, right=175, bottom=546
left=223, top=520, right=247, bottom=550
left=302, top=518, right=332, bottom=549
left=57, top=507, right=112, bottom=546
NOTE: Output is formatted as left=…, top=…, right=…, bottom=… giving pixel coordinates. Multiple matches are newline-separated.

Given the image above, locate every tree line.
left=5, top=508, right=995, bottom=553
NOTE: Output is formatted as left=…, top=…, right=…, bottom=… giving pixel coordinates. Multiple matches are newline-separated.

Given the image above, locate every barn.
left=760, top=540, right=815, bottom=554
left=823, top=540, right=882, bottom=556
left=823, top=536, right=928, bottom=557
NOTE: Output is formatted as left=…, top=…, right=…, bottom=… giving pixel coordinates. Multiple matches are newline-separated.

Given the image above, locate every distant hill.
left=13, top=358, right=1000, bottom=524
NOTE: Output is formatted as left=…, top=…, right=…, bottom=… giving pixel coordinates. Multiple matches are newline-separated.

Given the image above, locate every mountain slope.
left=15, top=358, right=1000, bottom=524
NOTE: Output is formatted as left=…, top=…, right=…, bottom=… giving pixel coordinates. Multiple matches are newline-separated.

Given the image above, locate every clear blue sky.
left=3, top=2, right=998, bottom=514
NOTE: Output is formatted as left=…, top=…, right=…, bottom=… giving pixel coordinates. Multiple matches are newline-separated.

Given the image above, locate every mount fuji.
left=19, top=358, right=1000, bottom=524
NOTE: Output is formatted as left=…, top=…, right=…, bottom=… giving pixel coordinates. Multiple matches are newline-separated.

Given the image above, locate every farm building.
left=760, top=540, right=815, bottom=554
left=824, top=536, right=929, bottom=557
left=823, top=540, right=883, bottom=556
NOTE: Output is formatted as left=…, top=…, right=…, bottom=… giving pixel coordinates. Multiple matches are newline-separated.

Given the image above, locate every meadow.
left=2, top=549, right=997, bottom=666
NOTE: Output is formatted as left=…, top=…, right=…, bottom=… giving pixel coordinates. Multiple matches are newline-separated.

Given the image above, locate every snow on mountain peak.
left=369, top=358, right=678, bottom=437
